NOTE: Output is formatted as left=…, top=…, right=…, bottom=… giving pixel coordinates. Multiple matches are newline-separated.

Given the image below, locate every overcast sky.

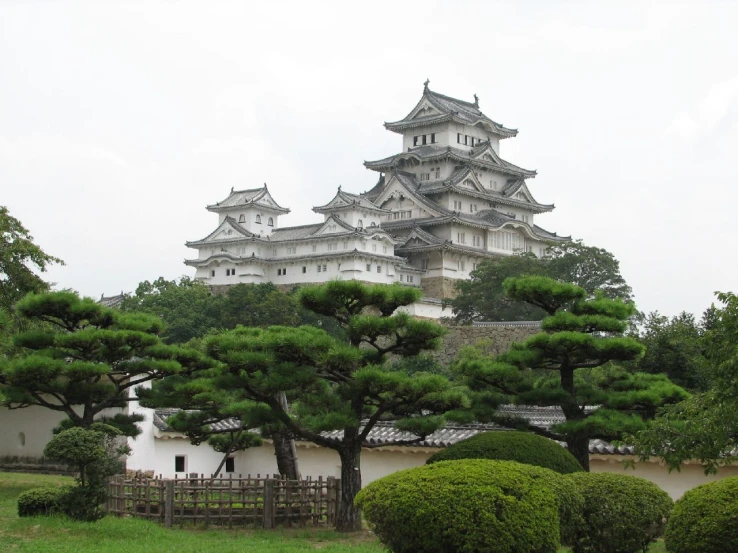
left=2, top=1, right=737, bottom=318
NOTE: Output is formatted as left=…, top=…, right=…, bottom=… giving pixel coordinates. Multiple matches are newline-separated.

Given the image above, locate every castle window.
left=422, top=135, right=427, bottom=145
left=302, top=266, right=306, bottom=273
left=343, top=241, right=348, bottom=249
left=464, top=135, right=469, bottom=145
left=322, top=264, right=327, bottom=272
left=453, top=201, right=462, bottom=210
left=211, top=270, right=215, bottom=277
left=522, top=215, right=529, bottom=223
left=277, top=269, right=282, bottom=276
left=255, top=215, right=262, bottom=224
left=377, top=265, right=382, bottom=273
left=225, top=457, right=235, bottom=473
left=175, top=455, right=186, bottom=473
left=419, top=173, right=430, bottom=181
left=317, top=265, right=322, bottom=273
left=408, top=276, right=414, bottom=283
left=457, top=133, right=461, bottom=144
left=282, top=267, right=287, bottom=275
left=357, top=220, right=363, bottom=228
left=431, top=133, right=436, bottom=144
left=238, top=214, right=245, bottom=223
left=413, top=136, right=419, bottom=146
left=421, top=259, right=429, bottom=270
left=457, top=232, right=466, bottom=244
left=312, top=245, right=317, bottom=252
left=383, top=246, right=387, bottom=253
left=458, top=260, right=466, bottom=271
left=268, top=217, right=274, bottom=226
left=434, top=167, right=440, bottom=178
left=372, top=244, right=377, bottom=252
left=400, top=275, right=404, bottom=282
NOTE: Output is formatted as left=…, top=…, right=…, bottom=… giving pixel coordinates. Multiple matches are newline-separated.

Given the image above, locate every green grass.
left=0, top=472, right=667, bottom=553
left=0, top=472, right=383, bottom=552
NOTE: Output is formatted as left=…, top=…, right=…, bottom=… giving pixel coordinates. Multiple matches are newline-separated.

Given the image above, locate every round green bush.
left=426, top=431, right=584, bottom=474
left=355, top=459, right=560, bottom=553
left=567, top=472, right=673, bottom=553
left=17, top=486, right=70, bottom=517
left=664, top=476, right=738, bottom=553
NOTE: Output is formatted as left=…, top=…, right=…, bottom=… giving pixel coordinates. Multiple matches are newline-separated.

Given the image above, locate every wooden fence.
left=105, top=474, right=341, bottom=528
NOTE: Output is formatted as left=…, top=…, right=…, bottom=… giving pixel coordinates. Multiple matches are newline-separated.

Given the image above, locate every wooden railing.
left=106, top=473, right=341, bottom=529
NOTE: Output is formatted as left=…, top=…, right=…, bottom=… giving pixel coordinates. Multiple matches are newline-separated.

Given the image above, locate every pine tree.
left=0, top=291, right=213, bottom=435
left=142, top=281, right=467, bottom=532
left=453, top=276, right=688, bottom=470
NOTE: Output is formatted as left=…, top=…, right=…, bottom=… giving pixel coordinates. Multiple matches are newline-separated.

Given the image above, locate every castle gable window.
left=255, top=214, right=262, bottom=224
left=238, top=214, right=245, bottom=223
left=268, top=217, right=274, bottom=226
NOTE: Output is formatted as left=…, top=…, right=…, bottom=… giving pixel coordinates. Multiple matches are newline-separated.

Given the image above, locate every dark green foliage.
left=0, top=206, right=63, bottom=313
left=629, top=311, right=708, bottom=391
left=1, top=291, right=213, bottom=435
left=631, top=292, right=738, bottom=473
left=427, top=431, right=583, bottom=473
left=355, top=459, right=560, bottom=553
left=453, top=276, right=688, bottom=471
left=450, top=240, right=633, bottom=323
left=567, top=472, right=672, bottom=553
left=119, top=278, right=344, bottom=344
left=43, top=425, right=128, bottom=521
left=142, top=280, right=467, bottom=532
left=664, top=477, right=738, bottom=553
left=17, top=486, right=70, bottom=517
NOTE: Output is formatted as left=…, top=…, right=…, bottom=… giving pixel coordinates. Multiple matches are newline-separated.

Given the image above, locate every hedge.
left=567, top=472, right=672, bottom=553
left=426, top=431, right=583, bottom=474
left=664, top=476, right=738, bottom=553
left=17, top=486, right=70, bottom=517
left=355, top=459, right=560, bottom=553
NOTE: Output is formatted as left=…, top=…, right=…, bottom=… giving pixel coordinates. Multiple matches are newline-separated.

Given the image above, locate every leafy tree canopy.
left=449, top=240, right=632, bottom=323
left=141, top=280, right=468, bottom=532
left=631, top=291, right=738, bottom=473
left=120, top=278, right=342, bottom=343
left=0, top=206, right=64, bottom=313
left=452, top=276, right=687, bottom=471
left=0, top=291, right=214, bottom=435
left=626, top=310, right=709, bottom=391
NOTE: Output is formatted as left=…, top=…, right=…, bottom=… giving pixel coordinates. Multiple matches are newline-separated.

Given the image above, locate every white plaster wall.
left=396, top=300, right=450, bottom=319
left=590, top=457, right=738, bottom=500
left=0, top=406, right=67, bottom=458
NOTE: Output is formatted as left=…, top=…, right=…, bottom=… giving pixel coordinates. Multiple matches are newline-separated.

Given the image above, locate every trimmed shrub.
left=426, top=431, right=583, bottom=474
left=17, top=486, right=70, bottom=517
left=664, top=476, right=738, bottom=553
left=568, top=472, right=673, bottom=553
left=355, top=459, right=560, bottom=553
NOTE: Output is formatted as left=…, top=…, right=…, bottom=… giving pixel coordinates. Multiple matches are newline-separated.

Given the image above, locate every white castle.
left=186, top=82, right=565, bottom=316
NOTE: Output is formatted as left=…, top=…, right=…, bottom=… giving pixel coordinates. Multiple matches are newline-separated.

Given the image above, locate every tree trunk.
left=567, top=435, right=590, bottom=471
left=272, top=431, right=299, bottom=480
left=272, top=391, right=300, bottom=479
left=336, top=445, right=362, bottom=532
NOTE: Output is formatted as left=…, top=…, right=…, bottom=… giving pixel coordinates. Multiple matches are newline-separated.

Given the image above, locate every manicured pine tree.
left=143, top=280, right=467, bottom=532
left=453, top=275, right=688, bottom=470
left=0, top=291, right=213, bottom=435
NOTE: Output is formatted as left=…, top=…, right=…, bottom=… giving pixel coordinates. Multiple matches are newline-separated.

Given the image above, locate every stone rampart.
left=430, top=322, right=541, bottom=365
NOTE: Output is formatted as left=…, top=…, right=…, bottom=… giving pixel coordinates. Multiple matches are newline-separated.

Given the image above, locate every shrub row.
left=357, top=431, right=676, bottom=553
left=17, top=486, right=72, bottom=517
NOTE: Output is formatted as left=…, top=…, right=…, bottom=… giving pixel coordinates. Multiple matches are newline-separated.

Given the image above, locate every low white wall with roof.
left=590, top=457, right=738, bottom=500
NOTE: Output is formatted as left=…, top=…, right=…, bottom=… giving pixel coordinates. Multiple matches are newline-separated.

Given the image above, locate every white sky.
left=2, top=0, right=737, bottom=318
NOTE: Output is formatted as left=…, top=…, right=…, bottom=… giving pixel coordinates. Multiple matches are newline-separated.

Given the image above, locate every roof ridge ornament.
left=424, top=78, right=430, bottom=90
left=473, top=94, right=479, bottom=108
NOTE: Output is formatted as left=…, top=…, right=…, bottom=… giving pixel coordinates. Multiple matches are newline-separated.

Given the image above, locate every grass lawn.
left=0, top=472, right=666, bottom=553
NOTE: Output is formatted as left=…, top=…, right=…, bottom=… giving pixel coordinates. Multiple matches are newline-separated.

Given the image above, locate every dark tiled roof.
left=365, top=145, right=535, bottom=179
left=207, top=185, right=289, bottom=214
left=98, top=293, right=128, bottom=308
left=313, top=189, right=389, bottom=214
left=384, top=88, right=518, bottom=139
left=153, top=407, right=635, bottom=455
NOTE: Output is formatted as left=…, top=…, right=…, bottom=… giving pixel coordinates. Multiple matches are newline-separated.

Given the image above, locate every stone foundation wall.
left=430, top=324, right=541, bottom=365
left=421, top=277, right=459, bottom=300
left=0, top=456, right=74, bottom=475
